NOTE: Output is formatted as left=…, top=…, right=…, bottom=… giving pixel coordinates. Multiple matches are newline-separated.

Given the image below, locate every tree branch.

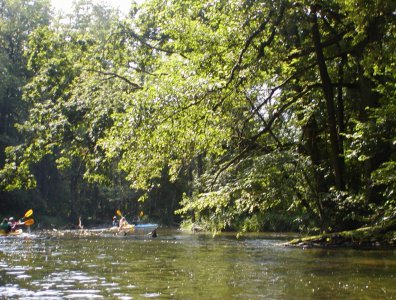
left=87, top=69, right=142, bottom=90
left=227, top=1, right=286, bottom=88
left=125, top=30, right=188, bottom=59
left=211, top=85, right=313, bottom=187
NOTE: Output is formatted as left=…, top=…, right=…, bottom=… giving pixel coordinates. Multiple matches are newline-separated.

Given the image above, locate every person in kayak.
left=132, top=215, right=140, bottom=225
left=112, top=216, right=119, bottom=227
left=119, top=216, right=128, bottom=229
left=8, top=217, right=21, bottom=231
left=0, top=218, right=11, bottom=233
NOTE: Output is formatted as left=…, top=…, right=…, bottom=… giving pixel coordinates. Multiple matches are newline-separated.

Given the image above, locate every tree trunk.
left=301, top=115, right=326, bottom=224
left=311, top=10, right=345, bottom=191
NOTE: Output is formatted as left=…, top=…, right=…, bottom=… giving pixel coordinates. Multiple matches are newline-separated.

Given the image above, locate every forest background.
left=0, top=0, right=395, bottom=233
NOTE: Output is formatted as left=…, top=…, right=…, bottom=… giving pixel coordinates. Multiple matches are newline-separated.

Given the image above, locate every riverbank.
left=286, top=219, right=396, bottom=249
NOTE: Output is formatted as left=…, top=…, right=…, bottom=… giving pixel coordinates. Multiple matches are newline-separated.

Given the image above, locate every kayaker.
left=119, top=216, right=127, bottom=228
left=112, top=216, right=119, bottom=227
left=132, top=215, right=140, bottom=225
left=8, top=217, right=20, bottom=231
left=0, top=218, right=11, bottom=233
left=77, top=216, right=83, bottom=229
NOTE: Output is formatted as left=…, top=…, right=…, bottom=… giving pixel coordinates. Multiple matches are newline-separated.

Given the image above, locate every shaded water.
left=0, top=229, right=395, bottom=299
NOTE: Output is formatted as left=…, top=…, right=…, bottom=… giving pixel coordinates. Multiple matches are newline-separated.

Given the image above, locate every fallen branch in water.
left=285, top=219, right=396, bottom=249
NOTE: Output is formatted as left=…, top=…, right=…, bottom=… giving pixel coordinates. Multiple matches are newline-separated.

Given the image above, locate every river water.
left=0, top=229, right=395, bottom=299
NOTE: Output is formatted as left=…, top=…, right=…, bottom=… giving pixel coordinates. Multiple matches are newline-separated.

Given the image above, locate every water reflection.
left=0, top=230, right=395, bottom=299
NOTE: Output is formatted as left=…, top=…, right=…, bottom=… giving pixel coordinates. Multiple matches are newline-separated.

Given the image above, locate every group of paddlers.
left=1, top=209, right=159, bottom=237
left=112, top=215, right=139, bottom=228
left=112, top=215, right=125, bottom=227
left=0, top=217, right=21, bottom=234
left=0, top=209, right=34, bottom=235
left=112, top=209, right=144, bottom=228
left=112, top=210, right=157, bottom=237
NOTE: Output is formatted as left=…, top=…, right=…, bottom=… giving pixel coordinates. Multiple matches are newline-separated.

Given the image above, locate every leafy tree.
left=0, top=0, right=51, bottom=163
left=1, top=1, right=126, bottom=218
left=102, top=0, right=395, bottom=232
left=1, top=0, right=395, bottom=233
left=0, top=0, right=51, bottom=212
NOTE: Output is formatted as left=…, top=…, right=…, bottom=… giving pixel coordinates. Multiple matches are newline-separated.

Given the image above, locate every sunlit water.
left=0, top=229, right=395, bottom=299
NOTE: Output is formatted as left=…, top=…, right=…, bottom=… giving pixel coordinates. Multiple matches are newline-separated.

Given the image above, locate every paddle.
left=23, top=219, right=34, bottom=226
left=21, top=209, right=33, bottom=221
left=116, top=210, right=123, bottom=217
left=25, top=209, right=33, bottom=218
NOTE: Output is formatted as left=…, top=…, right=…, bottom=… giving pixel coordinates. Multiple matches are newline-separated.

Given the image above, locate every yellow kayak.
left=0, top=229, right=23, bottom=236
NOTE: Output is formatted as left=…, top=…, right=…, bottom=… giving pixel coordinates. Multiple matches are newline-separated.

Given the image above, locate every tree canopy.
left=1, top=0, right=395, bottom=232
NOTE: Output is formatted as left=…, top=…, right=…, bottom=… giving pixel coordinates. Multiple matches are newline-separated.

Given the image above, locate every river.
left=0, top=229, right=395, bottom=299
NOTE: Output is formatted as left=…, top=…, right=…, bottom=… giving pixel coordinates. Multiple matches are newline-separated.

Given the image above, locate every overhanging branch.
left=211, top=85, right=313, bottom=187
left=87, top=69, right=142, bottom=90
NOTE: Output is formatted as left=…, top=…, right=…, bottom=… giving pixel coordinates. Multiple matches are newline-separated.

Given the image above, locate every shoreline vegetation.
left=4, top=219, right=396, bottom=250
left=285, top=219, right=396, bottom=249
left=183, top=221, right=396, bottom=249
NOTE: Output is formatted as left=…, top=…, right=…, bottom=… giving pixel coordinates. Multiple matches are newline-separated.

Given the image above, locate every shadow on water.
left=0, top=229, right=395, bottom=299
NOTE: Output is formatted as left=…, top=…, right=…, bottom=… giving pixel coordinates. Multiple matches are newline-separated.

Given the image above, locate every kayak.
left=108, top=224, right=135, bottom=235
left=134, top=223, right=158, bottom=234
left=0, top=229, right=23, bottom=236
left=103, top=223, right=158, bottom=236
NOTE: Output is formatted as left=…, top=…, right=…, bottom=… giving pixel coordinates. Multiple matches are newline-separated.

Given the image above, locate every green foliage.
left=176, top=152, right=306, bottom=232
left=142, top=0, right=396, bottom=232
left=1, top=0, right=395, bottom=232
left=0, top=0, right=51, bottom=186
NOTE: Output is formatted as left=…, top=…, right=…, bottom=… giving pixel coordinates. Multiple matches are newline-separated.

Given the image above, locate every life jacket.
left=0, top=222, right=11, bottom=233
